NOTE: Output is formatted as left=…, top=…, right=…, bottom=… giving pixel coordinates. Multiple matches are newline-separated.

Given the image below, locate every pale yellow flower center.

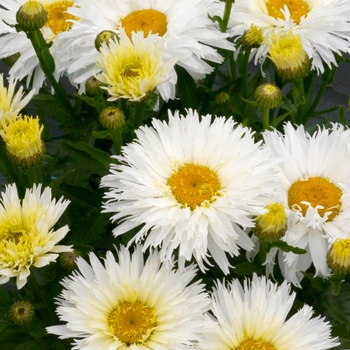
left=121, top=9, right=168, bottom=40
left=167, top=164, right=222, bottom=210
left=108, top=301, right=156, bottom=345
left=236, top=339, right=276, bottom=350
left=288, top=177, right=342, bottom=221
left=266, top=0, right=310, bottom=24
left=43, top=1, right=77, bottom=35
left=328, top=238, right=350, bottom=270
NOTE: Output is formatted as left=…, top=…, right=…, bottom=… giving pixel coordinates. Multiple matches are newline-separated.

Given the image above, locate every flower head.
left=96, top=29, right=178, bottom=102
left=228, top=0, right=350, bottom=73
left=55, top=0, right=233, bottom=92
left=8, top=300, right=35, bottom=326
left=101, top=109, right=279, bottom=274
left=47, top=245, right=210, bottom=349
left=0, top=115, right=45, bottom=167
left=0, top=74, right=35, bottom=125
left=327, top=237, right=350, bottom=277
left=198, top=274, right=339, bottom=350
left=263, top=122, right=350, bottom=285
left=0, top=183, right=71, bottom=289
left=16, top=0, right=48, bottom=31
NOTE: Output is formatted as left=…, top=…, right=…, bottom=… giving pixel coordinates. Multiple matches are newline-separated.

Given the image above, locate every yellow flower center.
left=167, top=164, right=222, bottom=210
left=265, top=0, right=310, bottom=24
left=108, top=301, right=156, bottom=345
left=288, top=177, right=342, bottom=221
left=121, top=9, right=168, bottom=40
left=328, top=238, right=350, bottom=272
left=236, top=339, right=276, bottom=350
left=255, top=202, right=287, bottom=242
left=243, top=24, right=263, bottom=48
left=43, top=1, right=77, bottom=35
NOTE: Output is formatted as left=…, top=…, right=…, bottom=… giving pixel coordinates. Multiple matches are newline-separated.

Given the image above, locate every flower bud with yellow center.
left=254, top=202, right=287, bottom=242
left=268, top=31, right=311, bottom=81
left=0, top=115, right=45, bottom=168
left=8, top=300, right=35, bottom=326
left=167, top=163, right=223, bottom=210
left=95, top=30, right=120, bottom=52
left=241, top=24, right=263, bottom=49
left=16, top=0, right=48, bottom=31
left=108, top=301, right=156, bottom=345
left=327, top=237, right=350, bottom=277
left=99, top=107, right=125, bottom=130
left=121, top=9, right=168, bottom=40
left=288, top=177, right=342, bottom=222
left=265, top=0, right=310, bottom=24
left=254, top=83, right=282, bottom=109
left=215, top=92, right=230, bottom=105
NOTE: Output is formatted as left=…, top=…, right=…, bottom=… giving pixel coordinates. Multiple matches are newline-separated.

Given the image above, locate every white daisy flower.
left=0, top=183, right=71, bottom=289
left=263, top=122, right=350, bottom=285
left=46, top=245, right=210, bottom=349
left=56, top=0, right=233, bottom=92
left=228, top=0, right=350, bottom=73
left=96, top=29, right=178, bottom=102
left=0, top=0, right=78, bottom=91
left=101, top=109, right=280, bottom=274
left=198, top=274, right=339, bottom=350
left=0, top=74, right=35, bottom=125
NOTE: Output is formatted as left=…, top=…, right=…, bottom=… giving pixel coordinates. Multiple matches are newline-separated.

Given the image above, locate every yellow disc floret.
left=121, top=9, right=168, bottom=39
left=265, top=0, right=310, bottom=24
left=43, top=0, right=77, bottom=35
left=108, top=301, right=156, bottom=345
left=167, top=163, right=222, bottom=210
left=288, top=176, right=342, bottom=221
left=236, top=339, right=276, bottom=350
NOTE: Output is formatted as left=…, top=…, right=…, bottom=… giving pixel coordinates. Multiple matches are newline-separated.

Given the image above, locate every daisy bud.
left=95, top=30, right=119, bottom=52
left=85, top=76, right=104, bottom=96
left=16, top=0, right=48, bottom=32
left=60, top=250, right=80, bottom=271
left=0, top=115, right=45, bottom=168
left=241, top=24, right=263, bottom=49
left=99, top=107, right=125, bottom=130
left=215, top=92, right=230, bottom=105
left=253, top=202, right=287, bottom=243
left=327, top=237, right=350, bottom=277
left=268, top=31, right=311, bottom=81
left=254, top=83, right=282, bottom=109
left=8, top=300, right=35, bottom=326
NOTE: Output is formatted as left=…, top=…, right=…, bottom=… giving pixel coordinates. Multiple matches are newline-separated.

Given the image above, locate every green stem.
left=262, top=107, right=270, bottom=130
left=26, top=30, right=73, bottom=113
left=242, top=49, right=251, bottom=101
left=220, top=0, right=233, bottom=33
left=130, top=102, right=144, bottom=130
left=110, top=127, right=123, bottom=155
left=258, top=241, right=268, bottom=266
left=295, top=77, right=305, bottom=124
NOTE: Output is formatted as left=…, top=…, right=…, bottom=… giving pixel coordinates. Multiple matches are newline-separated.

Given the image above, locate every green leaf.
left=93, top=130, right=111, bottom=139
left=267, top=240, right=307, bottom=255
left=14, top=340, right=41, bottom=350
left=176, top=66, right=199, bottom=109
left=75, top=93, right=107, bottom=114
left=0, top=286, right=13, bottom=307
left=233, top=261, right=263, bottom=276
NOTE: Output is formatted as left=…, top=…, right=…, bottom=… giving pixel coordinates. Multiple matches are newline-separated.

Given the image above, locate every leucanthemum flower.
left=46, top=245, right=210, bottom=349
left=96, top=29, right=178, bottom=103
left=0, top=0, right=78, bottom=91
left=198, top=274, right=339, bottom=350
left=228, top=0, right=350, bottom=73
left=262, top=122, right=350, bottom=286
left=0, top=183, right=71, bottom=289
left=0, top=115, right=45, bottom=167
left=56, top=0, right=233, bottom=92
left=101, top=109, right=280, bottom=274
left=0, top=74, right=35, bottom=125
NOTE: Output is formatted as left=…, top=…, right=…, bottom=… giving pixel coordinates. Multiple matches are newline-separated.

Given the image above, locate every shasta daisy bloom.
left=0, top=115, right=45, bottom=167
left=0, top=183, right=71, bottom=289
left=56, top=0, right=233, bottom=92
left=46, top=245, right=210, bottom=349
left=263, top=122, right=350, bottom=285
left=101, top=109, right=280, bottom=274
left=0, top=74, right=35, bottom=125
left=228, top=0, right=350, bottom=73
left=96, top=29, right=178, bottom=103
left=0, top=0, right=78, bottom=91
left=198, top=274, right=339, bottom=350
